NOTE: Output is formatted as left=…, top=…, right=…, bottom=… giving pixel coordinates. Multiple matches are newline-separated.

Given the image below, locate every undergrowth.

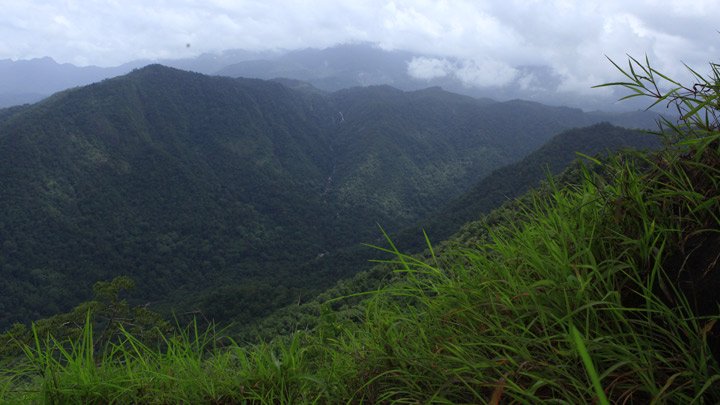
left=2, top=56, right=720, bottom=403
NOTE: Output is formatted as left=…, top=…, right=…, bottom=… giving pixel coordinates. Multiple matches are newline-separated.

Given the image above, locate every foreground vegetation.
left=2, top=58, right=719, bottom=403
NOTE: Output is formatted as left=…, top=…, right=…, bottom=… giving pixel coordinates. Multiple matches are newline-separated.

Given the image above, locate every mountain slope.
left=0, top=57, right=136, bottom=107
left=395, top=123, right=661, bottom=250
left=4, top=114, right=717, bottom=403
left=233, top=122, right=662, bottom=339
left=0, top=51, right=277, bottom=108
left=324, top=87, right=615, bottom=236
left=216, top=43, right=417, bottom=91
left=0, top=66, right=339, bottom=325
left=0, top=66, right=658, bottom=329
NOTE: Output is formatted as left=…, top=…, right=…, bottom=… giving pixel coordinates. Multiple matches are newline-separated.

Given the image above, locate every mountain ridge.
left=0, top=43, right=655, bottom=111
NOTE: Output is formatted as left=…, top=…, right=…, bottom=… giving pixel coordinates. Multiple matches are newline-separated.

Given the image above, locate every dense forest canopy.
left=0, top=65, right=659, bottom=330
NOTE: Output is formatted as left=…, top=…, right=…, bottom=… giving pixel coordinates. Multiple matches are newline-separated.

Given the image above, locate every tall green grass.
left=339, top=154, right=719, bottom=403
left=4, top=317, right=345, bottom=403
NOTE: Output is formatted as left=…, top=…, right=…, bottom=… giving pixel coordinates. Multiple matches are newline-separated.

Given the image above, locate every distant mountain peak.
left=128, top=63, right=187, bottom=76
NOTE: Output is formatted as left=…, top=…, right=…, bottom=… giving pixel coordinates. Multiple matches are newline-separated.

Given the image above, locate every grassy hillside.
left=1, top=57, right=718, bottom=403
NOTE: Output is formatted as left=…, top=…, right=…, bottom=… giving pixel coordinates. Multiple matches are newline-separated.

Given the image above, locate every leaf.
left=570, top=324, right=610, bottom=405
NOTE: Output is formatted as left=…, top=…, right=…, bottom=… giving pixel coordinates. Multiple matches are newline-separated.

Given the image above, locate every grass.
left=346, top=151, right=719, bottom=403
left=3, top=319, right=338, bottom=403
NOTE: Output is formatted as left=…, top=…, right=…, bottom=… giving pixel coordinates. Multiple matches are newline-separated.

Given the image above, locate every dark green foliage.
left=2, top=49, right=718, bottom=405
left=0, top=65, right=645, bottom=330
left=0, top=66, right=338, bottom=328
left=240, top=123, right=657, bottom=342
left=395, top=122, right=661, bottom=251
left=0, top=276, right=170, bottom=362
left=0, top=104, right=31, bottom=124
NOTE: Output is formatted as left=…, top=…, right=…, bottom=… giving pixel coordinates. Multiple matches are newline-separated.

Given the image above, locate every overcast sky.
left=1, top=0, right=718, bottom=95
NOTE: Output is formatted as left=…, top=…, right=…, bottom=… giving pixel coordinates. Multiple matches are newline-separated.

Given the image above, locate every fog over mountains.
left=0, top=43, right=639, bottom=111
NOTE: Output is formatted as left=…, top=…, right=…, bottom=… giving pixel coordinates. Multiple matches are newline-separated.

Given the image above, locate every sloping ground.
left=236, top=122, right=661, bottom=340
left=2, top=120, right=718, bottom=403
left=637, top=138, right=720, bottom=360
left=0, top=65, right=650, bottom=329
left=394, top=122, right=660, bottom=251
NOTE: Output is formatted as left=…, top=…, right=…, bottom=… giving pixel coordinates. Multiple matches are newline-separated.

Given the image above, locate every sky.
left=1, top=0, right=718, bottom=96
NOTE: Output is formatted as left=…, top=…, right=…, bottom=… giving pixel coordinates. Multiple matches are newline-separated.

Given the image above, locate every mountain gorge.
left=0, top=65, right=657, bottom=329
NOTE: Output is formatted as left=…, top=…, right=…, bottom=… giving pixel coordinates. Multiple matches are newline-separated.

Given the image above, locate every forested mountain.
left=324, top=86, right=589, bottom=236
left=0, top=65, right=657, bottom=329
left=0, top=51, right=275, bottom=108
left=0, top=104, right=30, bottom=124
left=237, top=122, right=661, bottom=339
left=0, top=57, right=136, bottom=107
left=394, top=122, right=661, bottom=250
left=3, top=51, right=719, bottom=402
left=216, top=44, right=417, bottom=91
left=0, top=65, right=355, bottom=325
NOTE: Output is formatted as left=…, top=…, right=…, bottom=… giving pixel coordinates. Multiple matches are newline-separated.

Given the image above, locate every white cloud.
left=406, top=57, right=453, bottom=80
left=407, top=57, right=521, bottom=88
left=454, top=59, right=519, bottom=87
left=516, top=73, right=537, bottom=91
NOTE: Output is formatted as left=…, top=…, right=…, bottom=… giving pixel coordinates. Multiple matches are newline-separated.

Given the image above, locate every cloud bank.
left=1, top=0, right=718, bottom=98
left=408, top=57, right=520, bottom=88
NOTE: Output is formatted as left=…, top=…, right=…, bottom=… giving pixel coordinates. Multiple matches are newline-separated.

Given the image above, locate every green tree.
left=1, top=276, right=171, bottom=361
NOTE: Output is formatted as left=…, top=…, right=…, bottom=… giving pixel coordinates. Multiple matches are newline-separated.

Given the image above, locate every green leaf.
left=570, top=324, right=609, bottom=405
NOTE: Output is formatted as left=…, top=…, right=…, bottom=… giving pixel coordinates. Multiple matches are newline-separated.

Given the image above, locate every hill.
left=0, top=51, right=275, bottom=108
left=0, top=44, right=669, bottom=114
left=394, top=122, right=661, bottom=250
left=228, top=122, right=661, bottom=339
left=216, top=43, right=658, bottom=112
left=216, top=43, right=417, bottom=92
left=0, top=57, right=136, bottom=107
left=0, top=65, right=339, bottom=326
left=0, top=65, right=641, bottom=329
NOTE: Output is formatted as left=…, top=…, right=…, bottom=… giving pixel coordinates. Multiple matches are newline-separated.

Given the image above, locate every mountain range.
left=0, top=64, right=659, bottom=329
left=1, top=43, right=647, bottom=111
left=0, top=49, right=276, bottom=108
